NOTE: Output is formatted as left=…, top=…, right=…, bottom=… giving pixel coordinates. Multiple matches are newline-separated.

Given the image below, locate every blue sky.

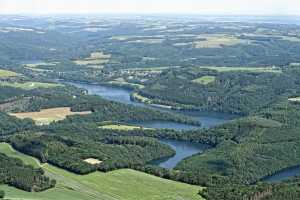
left=0, top=0, right=299, bottom=15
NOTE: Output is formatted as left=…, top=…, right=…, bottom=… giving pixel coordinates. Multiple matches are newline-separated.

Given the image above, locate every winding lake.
left=151, top=139, right=210, bottom=168
left=64, top=81, right=236, bottom=169
left=65, top=81, right=300, bottom=179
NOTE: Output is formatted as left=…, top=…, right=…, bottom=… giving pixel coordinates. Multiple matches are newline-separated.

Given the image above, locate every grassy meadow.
left=192, top=76, right=216, bottom=85
left=0, top=143, right=203, bottom=200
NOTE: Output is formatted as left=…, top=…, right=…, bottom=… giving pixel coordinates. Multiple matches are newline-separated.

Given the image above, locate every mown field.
left=0, top=143, right=203, bottom=200
left=9, top=107, right=92, bottom=125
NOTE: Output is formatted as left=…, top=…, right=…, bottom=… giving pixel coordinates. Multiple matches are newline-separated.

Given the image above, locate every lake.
left=151, top=139, right=210, bottom=168
left=64, top=81, right=235, bottom=169
left=262, top=166, right=300, bottom=183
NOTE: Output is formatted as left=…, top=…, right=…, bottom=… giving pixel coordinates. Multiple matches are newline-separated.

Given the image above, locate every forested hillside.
left=0, top=153, right=55, bottom=192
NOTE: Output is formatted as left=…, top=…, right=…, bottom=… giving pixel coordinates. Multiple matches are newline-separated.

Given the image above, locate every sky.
left=0, top=0, right=299, bottom=15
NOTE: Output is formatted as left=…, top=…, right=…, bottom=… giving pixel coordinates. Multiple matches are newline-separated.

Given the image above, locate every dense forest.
left=0, top=153, right=55, bottom=192
left=133, top=65, right=300, bottom=114
left=6, top=133, right=175, bottom=174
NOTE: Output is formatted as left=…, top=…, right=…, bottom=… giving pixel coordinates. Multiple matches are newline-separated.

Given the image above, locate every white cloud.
left=0, top=0, right=299, bottom=15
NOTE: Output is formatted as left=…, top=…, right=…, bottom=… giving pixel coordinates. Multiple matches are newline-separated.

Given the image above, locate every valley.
left=1, top=15, right=300, bottom=200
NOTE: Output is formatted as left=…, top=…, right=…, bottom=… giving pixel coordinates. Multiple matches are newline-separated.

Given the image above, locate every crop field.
left=192, top=76, right=216, bottom=85
left=0, top=81, right=63, bottom=90
left=100, top=124, right=152, bottom=131
left=197, top=66, right=282, bottom=73
left=193, top=34, right=249, bottom=48
left=0, top=69, right=19, bottom=77
left=73, top=51, right=110, bottom=66
left=9, top=107, right=92, bottom=125
left=0, top=143, right=203, bottom=200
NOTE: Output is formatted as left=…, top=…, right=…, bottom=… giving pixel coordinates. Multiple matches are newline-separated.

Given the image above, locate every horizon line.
left=1, top=13, right=300, bottom=17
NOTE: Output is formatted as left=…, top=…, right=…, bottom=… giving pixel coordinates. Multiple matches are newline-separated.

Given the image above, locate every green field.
left=0, top=69, right=19, bottom=77
left=0, top=81, right=63, bottom=90
left=0, top=143, right=203, bottom=200
left=192, top=76, right=216, bottom=85
left=100, top=124, right=152, bottom=131
left=197, top=66, right=281, bottom=73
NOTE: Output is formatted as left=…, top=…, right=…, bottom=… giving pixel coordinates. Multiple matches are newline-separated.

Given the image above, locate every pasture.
left=0, top=81, right=63, bottom=90
left=0, top=143, right=203, bottom=200
left=192, top=76, right=216, bottom=85
left=9, top=107, right=91, bottom=125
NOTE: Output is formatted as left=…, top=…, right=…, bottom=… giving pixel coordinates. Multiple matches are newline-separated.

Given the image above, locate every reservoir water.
left=262, top=166, right=300, bottom=183
left=65, top=81, right=300, bottom=180
left=151, top=139, right=210, bottom=168
left=64, top=81, right=235, bottom=169
left=66, top=81, right=235, bottom=168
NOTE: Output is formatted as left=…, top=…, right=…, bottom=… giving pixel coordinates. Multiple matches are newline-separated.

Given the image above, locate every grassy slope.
left=0, top=143, right=203, bottom=200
